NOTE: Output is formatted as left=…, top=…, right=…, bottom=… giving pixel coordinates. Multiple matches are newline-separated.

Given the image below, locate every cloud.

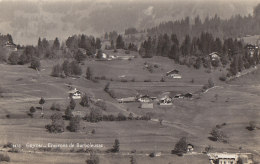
left=143, top=6, right=154, bottom=16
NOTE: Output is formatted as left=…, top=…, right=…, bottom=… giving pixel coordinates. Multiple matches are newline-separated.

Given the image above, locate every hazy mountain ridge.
left=0, top=0, right=258, bottom=45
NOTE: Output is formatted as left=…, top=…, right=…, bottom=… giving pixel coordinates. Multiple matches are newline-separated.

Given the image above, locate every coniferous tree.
left=86, top=67, right=93, bottom=80
left=116, top=35, right=125, bottom=49
left=95, top=38, right=102, bottom=49
left=53, top=37, right=60, bottom=50
left=181, top=35, right=191, bottom=56
left=70, top=98, right=76, bottom=110
left=112, top=139, right=120, bottom=152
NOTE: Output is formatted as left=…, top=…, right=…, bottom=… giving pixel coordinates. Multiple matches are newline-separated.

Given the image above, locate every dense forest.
left=147, top=4, right=260, bottom=40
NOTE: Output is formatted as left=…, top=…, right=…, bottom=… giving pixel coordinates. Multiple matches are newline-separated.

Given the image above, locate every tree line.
left=139, top=32, right=260, bottom=77
left=147, top=3, right=260, bottom=40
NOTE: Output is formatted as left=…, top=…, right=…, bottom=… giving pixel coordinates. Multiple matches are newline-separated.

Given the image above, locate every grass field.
left=0, top=53, right=259, bottom=163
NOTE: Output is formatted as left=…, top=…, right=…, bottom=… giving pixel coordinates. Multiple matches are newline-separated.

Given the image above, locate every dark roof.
left=184, top=93, right=193, bottom=98
left=166, top=69, right=179, bottom=75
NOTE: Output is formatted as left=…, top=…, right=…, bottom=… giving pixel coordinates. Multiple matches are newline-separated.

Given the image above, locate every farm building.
left=187, top=144, right=194, bottom=152
left=184, top=93, right=193, bottom=98
left=174, top=94, right=184, bottom=99
left=245, top=44, right=259, bottom=57
left=166, top=69, right=182, bottom=79
left=117, top=97, right=136, bottom=103
left=166, top=69, right=179, bottom=76
left=68, top=88, right=81, bottom=99
left=208, top=153, right=237, bottom=164
left=208, top=153, right=253, bottom=164
left=158, top=95, right=173, bottom=105
left=4, top=41, right=17, bottom=51
left=169, top=74, right=182, bottom=79
left=137, top=95, right=152, bottom=103
left=140, top=102, right=153, bottom=109
left=94, top=52, right=109, bottom=59
left=209, top=52, right=221, bottom=61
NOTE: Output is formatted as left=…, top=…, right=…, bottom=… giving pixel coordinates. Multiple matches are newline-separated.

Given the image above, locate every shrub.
left=172, top=137, right=187, bottom=156
left=104, top=82, right=110, bottom=92
left=86, top=152, right=99, bottom=164
left=144, top=79, right=151, bottom=82
left=64, top=106, right=73, bottom=120
left=70, top=61, right=82, bottom=76
left=8, top=148, right=19, bottom=153
left=68, top=116, right=81, bottom=132
left=103, top=114, right=116, bottom=121
left=80, top=94, right=90, bottom=107
left=29, top=106, right=36, bottom=113
left=0, top=47, right=7, bottom=63
left=0, top=154, right=10, bottom=162
left=85, top=108, right=103, bottom=123
left=111, top=139, right=120, bottom=153
left=147, top=65, right=154, bottom=73
left=219, top=75, right=227, bottom=81
left=117, top=113, right=127, bottom=121
left=51, top=64, right=62, bottom=77
left=130, top=156, right=137, bottom=164
left=100, top=76, right=106, bottom=80
left=70, top=98, right=76, bottom=110
left=248, top=121, right=257, bottom=130
left=30, top=58, right=41, bottom=70
left=210, top=128, right=227, bottom=142
left=3, top=142, right=13, bottom=148
left=86, top=67, right=93, bottom=80
left=204, top=145, right=213, bottom=153
left=107, top=90, right=116, bottom=98
left=95, top=100, right=106, bottom=111
left=45, top=112, right=65, bottom=133
left=74, top=49, right=86, bottom=63
left=160, top=77, right=165, bottom=82
left=128, top=113, right=134, bottom=120
left=140, top=114, right=151, bottom=120
left=208, top=78, right=214, bottom=88
left=8, top=52, right=19, bottom=65
left=149, top=152, right=155, bottom=158
left=62, top=60, right=70, bottom=76
left=50, top=103, right=61, bottom=111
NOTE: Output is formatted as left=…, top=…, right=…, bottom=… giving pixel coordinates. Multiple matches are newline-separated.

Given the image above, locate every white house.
left=187, top=144, right=194, bottom=152
left=68, top=88, right=81, bottom=99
